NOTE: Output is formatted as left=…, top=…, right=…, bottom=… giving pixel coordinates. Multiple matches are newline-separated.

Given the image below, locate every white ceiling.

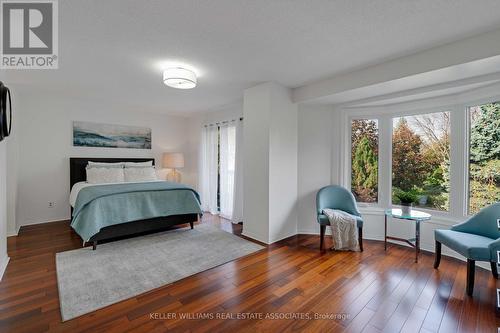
left=4, top=0, right=500, bottom=115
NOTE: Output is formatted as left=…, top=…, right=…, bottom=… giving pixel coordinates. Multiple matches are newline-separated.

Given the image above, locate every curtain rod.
left=203, top=117, right=244, bottom=127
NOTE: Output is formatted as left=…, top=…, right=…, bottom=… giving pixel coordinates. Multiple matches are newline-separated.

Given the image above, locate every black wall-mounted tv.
left=0, top=81, right=12, bottom=142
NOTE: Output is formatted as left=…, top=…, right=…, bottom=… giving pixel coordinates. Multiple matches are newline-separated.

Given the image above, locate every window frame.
left=341, top=91, right=500, bottom=220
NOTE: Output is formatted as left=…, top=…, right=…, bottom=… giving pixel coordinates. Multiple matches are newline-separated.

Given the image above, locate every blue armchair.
left=316, top=185, right=364, bottom=251
left=434, top=203, right=500, bottom=296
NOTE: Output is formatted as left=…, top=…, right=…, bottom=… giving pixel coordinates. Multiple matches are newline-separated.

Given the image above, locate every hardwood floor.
left=1, top=214, right=499, bottom=332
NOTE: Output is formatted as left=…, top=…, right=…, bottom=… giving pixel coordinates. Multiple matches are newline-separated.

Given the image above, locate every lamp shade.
left=163, top=68, right=197, bottom=89
left=163, top=152, right=184, bottom=169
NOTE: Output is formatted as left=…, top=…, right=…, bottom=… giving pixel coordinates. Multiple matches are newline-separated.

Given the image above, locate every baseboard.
left=298, top=228, right=332, bottom=235
left=269, top=229, right=299, bottom=244
left=0, top=255, right=10, bottom=281
left=242, top=230, right=269, bottom=244
left=243, top=228, right=299, bottom=245
left=19, top=217, right=71, bottom=228
left=7, top=225, right=20, bottom=237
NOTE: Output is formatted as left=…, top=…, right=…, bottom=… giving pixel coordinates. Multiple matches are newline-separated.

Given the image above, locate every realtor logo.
left=1, top=0, right=58, bottom=69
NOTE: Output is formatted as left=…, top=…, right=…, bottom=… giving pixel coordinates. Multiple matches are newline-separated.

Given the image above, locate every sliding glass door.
left=200, top=120, right=243, bottom=222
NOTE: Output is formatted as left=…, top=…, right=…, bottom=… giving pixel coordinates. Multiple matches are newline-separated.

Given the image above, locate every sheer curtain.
left=200, top=125, right=218, bottom=214
left=231, top=120, right=244, bottom=223
left=200, top=120, right=243, bottom=223
left=219, top=123, right=236, bottom=219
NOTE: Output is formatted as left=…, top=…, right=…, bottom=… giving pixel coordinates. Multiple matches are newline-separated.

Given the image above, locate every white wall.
left=242, top=84, right=271, bottom=243
left=6, top=92, right=19, bottom=236
left=13, top=90, right=194, bottom=228
left=268, top=84, right=298, bottom=242
left=243, top=82, right=298, bottom=244
left=0, top=139, right=9, bottom=280
left=297, top=104, right=336, bottom=234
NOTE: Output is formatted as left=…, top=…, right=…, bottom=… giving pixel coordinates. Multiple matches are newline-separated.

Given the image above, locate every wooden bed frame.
left=70, top=157, right=199, bottom=250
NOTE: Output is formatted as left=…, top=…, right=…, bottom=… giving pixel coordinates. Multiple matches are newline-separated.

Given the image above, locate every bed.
left=69, top=157, right=202, bottom=250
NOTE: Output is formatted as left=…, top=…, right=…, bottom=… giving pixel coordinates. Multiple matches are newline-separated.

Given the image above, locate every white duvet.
left=69, top=180, right=164, bottom=208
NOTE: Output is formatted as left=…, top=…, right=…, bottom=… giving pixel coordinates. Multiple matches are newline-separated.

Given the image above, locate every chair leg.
left=466, top=259, right=475, bottom=296
left=433, top=241, right=441, bottom=269
left=320, top=225, right=326, bottom=251
left=491, top=262, right=499, bottom=279
left=358, top=227, right=363, bottom=252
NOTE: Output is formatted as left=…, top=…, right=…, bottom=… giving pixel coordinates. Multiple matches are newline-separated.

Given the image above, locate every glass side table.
left=384, top=208, right=432, bottom=263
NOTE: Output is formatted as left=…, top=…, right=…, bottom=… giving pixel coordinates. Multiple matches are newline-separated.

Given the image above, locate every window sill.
left=358, top=206, right=385, bottom=215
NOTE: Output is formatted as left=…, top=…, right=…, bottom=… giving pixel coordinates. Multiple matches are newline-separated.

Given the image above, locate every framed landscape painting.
left=73, top=121, right=152, bottom=149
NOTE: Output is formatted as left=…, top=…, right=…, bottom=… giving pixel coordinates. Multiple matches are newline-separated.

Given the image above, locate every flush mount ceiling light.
left=163, top=67, right=197, bottom=89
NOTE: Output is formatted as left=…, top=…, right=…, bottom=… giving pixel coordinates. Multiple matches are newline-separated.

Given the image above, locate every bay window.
left=345, top=95, right=500, bottom=219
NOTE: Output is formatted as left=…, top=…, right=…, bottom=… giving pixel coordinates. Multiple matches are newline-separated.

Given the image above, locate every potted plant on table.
left=394, top=189, right=419, bottom=215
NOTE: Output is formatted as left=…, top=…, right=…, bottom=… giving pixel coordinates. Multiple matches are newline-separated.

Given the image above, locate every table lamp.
left=163, top=152, right=184, bottom=182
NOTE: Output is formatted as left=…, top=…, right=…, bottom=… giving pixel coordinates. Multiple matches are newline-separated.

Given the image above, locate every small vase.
left=401, top=204, right=412, bottom=216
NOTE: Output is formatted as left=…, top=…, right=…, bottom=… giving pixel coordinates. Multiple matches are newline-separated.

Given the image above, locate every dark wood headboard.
left=70, top=157, right=155, bottom=190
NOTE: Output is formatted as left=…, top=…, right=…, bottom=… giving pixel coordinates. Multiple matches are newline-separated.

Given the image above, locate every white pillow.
left=88, top=161, right=124, bottom=168
left=86, top=167, right=125, bottom=184
left=124, top=166, right=158, bottom=182
left=123, top=161, right=153, bottom=167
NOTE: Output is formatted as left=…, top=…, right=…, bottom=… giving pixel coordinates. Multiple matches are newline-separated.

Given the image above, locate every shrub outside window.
left=468, top=102, right=500, bottom=214
left=351, top=119, right=379, bottom=203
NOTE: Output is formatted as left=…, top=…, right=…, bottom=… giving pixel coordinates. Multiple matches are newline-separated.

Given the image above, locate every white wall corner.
left=0, top=255, right=10, bottom=281
left=241, top=230, right=270, bottom=245
left=243, top=82, right=298, bottom=245
left=268, top=83, right=298, bottom=244
left=7, top=225, right=19, bottom=237
left=297, top=104, right=336, bottom=238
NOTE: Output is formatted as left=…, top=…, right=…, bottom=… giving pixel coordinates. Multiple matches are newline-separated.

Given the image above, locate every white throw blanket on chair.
left=323, top=209, right=360, bottom=251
